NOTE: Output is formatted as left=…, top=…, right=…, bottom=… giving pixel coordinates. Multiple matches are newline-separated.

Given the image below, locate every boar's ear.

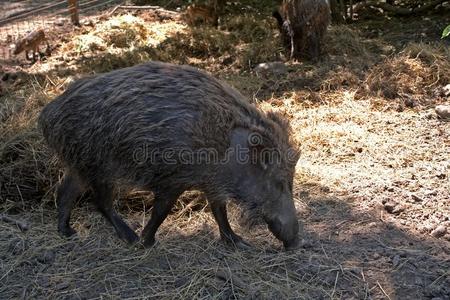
left=247, top=128, right=275, bottom=170
left=265, top=110, right=291, bottom=132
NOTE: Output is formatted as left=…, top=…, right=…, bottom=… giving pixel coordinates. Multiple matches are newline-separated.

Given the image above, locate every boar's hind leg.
left=141, top=189, right=183, bottom=248
left=92, top=181, right=139, bottom=244
left=210, top=201, right=251, bottom=250
left=57, top=171, right=85, bottom=237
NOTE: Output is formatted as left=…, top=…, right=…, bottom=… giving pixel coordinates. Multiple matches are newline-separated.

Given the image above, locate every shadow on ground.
left=1, top=182, right=449, bottom=299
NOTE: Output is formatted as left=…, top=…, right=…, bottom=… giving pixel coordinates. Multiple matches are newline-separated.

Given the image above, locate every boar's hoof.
left=283, top=237, right=300, bottom=251
left=58, top=225, right=77, bottom=238
left=120, top=231, right=139, bottom=245
left=222, top=234, right=252, bottom=250
left=142, top=237, right=156, bottom=248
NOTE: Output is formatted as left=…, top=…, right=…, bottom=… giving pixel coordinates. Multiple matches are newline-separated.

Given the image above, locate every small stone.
left=418, top=226, right=427, bottom=233
left=37, top=250, right=55, bottom=264
left=404, top=98, right=416, bottom=108
left=392, top=255, right=401, bottom=267
left=383, top=200, right=395, bottom=213
left=393, top=204, right=405, bottom=214
left=300, top=239, right=314, bottom=249
left=1, top=73, right=9, bottom=81
left=431, top=225, right=447, bottom=238
left=254, top=62, right=287, bottom=78
left=320, top=186, right=330, bottom=193
left=373, top=252, right=381, bottom=259
left=443, top=84, right=450, bottom=97
left=54, top=19, right=65, bottom=26
left=436, top=173, right=446, bottom=179
left=174, top=276, right=189, bottom=288
left=383, top=200, right=404, bottom=214
left=411, top=194, right=423, bottom=202
left=368, top=222, right=377, bottom=228
left=435, top=105, right=450, bottom=119
left=298, top=191, right=310, bottom=199
left=425, top=190, right=438, bottom=197
left=82, top=19, right=94, bottom=26
left=424, top=224, right=434, bottom=232
left=55, top=282, right=69, bottom=291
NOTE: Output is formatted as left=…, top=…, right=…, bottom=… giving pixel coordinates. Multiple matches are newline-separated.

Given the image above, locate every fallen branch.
left=0, top=214, right=30, bottom=232
left=215, top=269, right=246, bottom=290
left=106, top=5, right=180, bottom=19
left=353, top=0, right=447, bottom=15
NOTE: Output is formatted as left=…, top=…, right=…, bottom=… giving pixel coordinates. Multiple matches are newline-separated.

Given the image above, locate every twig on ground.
left=0, top=214, right=30, bottom=231
left=106, top=5, right=180, bottom=19
left=215, top=269, right=246, bottom=290
left=376, top=281, right=391, bottom=300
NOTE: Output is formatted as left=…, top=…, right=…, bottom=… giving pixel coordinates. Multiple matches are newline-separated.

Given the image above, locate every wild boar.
left=39, top=62, right=300, bottom=250
left=273, top=0, right=330, bottom=60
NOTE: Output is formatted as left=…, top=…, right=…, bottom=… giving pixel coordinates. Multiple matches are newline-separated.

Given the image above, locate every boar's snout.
left=265, top=200, right=300, bottom=250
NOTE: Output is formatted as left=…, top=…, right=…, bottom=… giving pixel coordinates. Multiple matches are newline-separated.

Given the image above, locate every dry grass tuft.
left=357, top=43, right=450, bottom=102
left=56, top=14, right=186, bottom=72
left=324, top=26, right=382, bottom=69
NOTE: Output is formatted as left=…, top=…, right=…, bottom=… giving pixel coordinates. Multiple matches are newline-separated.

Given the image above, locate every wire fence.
left=0, top=0, right=125, bottom=60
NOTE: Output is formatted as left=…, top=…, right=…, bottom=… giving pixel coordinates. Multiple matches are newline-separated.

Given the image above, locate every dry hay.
left=0, top=73, right=63, bottom=209
left=156, top=13, right=281, bottom=71
left=324, top=25, right=383, bottom=69
left=357, top=43, right=450, bottom=102
left=59, top=14, right=187, bottom=60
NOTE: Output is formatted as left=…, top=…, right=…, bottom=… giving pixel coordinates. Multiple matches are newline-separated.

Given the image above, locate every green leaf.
left=442, top=25, right=450, bottom=39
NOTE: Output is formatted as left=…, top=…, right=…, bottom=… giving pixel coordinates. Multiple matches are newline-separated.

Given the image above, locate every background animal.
left=273, top=0, right=330, bottom=60
left=13, top=29, right=50, bottom=62
left=184, top=3, right=219, bottom=27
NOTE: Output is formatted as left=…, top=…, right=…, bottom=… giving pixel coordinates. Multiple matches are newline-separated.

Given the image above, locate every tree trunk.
left=329, top=0, right=345, bottom=23
left=67, top=0, right=80, bottom=26
left=349, top=0, right=353, bottom=21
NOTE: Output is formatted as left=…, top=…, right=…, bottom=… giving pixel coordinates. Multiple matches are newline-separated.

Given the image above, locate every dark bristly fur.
left=39, top=61, right=300, bottom=250
left=274, top=0, right=330, bottom=60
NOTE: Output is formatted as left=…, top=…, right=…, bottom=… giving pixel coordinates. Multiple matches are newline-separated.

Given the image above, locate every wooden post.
left=349, top=0, right=353, bottom=21
left=68, top=0, right=80, bottom=26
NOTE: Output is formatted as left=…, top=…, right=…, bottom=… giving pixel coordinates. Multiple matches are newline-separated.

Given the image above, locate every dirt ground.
left=1, top=1, right=449, bottom=299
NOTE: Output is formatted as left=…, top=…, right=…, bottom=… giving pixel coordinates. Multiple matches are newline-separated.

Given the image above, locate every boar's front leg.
left=209, top=200, right=251, bottom=250
left=141, top=188, right=183, bottom=248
